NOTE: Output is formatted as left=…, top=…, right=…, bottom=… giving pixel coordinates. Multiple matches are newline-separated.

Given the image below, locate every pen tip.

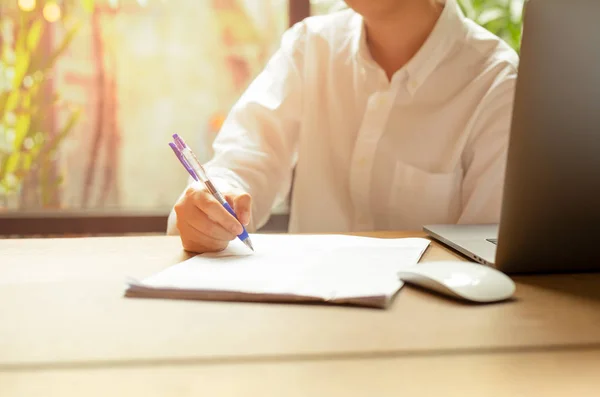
left=244, top=239, right=254, bottom=252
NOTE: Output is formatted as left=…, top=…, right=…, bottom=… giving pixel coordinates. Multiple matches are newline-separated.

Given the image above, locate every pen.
left=169, top=134, right=254, bottom=251
left=168, top=142, right=198, bottom=181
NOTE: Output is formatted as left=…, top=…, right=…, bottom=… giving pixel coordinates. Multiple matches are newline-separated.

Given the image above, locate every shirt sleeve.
left=201, top=22, right=307, bottom=231
left=458, top=66, right=517, bottom=224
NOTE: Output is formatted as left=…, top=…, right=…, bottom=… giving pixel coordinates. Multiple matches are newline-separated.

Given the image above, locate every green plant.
left=0, top=0, right=90, bottom=208
left=459, top=0, right=523, bottom=52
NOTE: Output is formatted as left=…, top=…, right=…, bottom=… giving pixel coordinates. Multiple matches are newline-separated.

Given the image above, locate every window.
left=1, top=0, right=288, bottom=215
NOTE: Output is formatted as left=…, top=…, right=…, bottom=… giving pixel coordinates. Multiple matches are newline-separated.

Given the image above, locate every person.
left=167, top=0, right=519, bottom=254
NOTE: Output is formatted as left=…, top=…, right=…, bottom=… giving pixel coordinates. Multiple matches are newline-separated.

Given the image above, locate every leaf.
left=458, top=0, right=477, bottom=20
left=29, top=134, right=44, bottom=158
left=81, top=0, right=95, bottom=13
left=4, top=152, right=20, bottom=175
left=14, top=112, right=32, bottom=150
left=46, top=109, right=81, bottom=155
left=0, top=151, right=7, bottom=181
left=477, top=8, right=506, bottom=25
left=13, top=33, right=31, bottom=89
left=27, top=20, right=44, bottom=52
left=43, top=22, right=81, bottom=70
left=508, top=22, right=522, bottom=52
left=0, top=92, right=5, bottom=113
left=510, top=0, right=525, bottom=23
left=3, top=90, right=21, bottom=114
left=34, top=107, right=80, bottom=205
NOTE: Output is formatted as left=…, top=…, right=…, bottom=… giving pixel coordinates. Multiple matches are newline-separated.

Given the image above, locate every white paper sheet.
left=126, top=234, right=430, bottom=308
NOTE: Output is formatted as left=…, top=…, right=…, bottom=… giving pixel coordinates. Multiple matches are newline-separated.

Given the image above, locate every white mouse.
left=397, top=261, right=516, bottom=303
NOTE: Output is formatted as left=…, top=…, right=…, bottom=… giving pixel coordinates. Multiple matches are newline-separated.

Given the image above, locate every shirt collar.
left=350, top=12, right=370, bottom=65
left=351, top=0, right=469, bottom=94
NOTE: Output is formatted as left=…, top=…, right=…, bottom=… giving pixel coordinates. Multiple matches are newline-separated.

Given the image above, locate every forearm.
left=169, top=21, right=305, bottom=232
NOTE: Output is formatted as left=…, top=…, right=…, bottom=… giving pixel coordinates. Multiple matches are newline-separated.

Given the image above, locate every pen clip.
left=172, top=134, right=187, bottom=151
left=169, top=142, right=198, bottom=181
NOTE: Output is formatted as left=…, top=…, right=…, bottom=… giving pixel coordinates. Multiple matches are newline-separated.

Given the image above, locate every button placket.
left=349, top=90, right=397, bottom=229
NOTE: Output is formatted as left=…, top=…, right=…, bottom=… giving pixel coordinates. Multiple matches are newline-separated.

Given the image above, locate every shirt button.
left=357, top=157, right=367, bottom=166
left=409, top=80, right=418, bottom=89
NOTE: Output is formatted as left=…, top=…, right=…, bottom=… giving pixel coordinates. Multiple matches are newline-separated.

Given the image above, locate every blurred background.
left=0, top=0, right=523, bottom=236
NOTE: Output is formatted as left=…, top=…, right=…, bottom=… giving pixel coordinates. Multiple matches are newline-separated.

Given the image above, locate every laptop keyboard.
left=486, top=238, right=498, bottom=245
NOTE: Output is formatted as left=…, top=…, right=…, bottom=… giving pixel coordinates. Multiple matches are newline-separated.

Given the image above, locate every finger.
left=187, top=209, right=237, bottom=241
left=234, top=195, right=251, bottom=226
left=191, top=189, right=243, bottom=235
left=226, top=192, right=252, bottom=226
left=178, top=222, right=228, bottom=253
left=174, top=193, right=236, bottom=243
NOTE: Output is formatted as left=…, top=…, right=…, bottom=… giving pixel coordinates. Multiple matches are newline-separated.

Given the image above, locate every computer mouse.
left=397, top=261, right=516, bottom=303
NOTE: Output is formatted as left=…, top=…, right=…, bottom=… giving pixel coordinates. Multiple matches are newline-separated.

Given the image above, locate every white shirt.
left=198, top=0, right=519, bottom=233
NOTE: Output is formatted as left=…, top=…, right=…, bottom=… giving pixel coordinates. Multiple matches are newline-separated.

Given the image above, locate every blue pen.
left=169, top=134, right=254, bottom=251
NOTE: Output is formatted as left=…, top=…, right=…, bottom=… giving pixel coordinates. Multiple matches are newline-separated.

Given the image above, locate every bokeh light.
left=43, top=2, right=62, bottom=23
left=17, top=0, right=36, bottom=12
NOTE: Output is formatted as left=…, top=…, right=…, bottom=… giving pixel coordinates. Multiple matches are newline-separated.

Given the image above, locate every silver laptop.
left=424, top=224, right=498, bottom=266
left=425, top=0, right=600, bottom=274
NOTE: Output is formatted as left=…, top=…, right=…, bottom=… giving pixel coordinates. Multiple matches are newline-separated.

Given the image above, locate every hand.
left=174, top=183, right=252, bottom=253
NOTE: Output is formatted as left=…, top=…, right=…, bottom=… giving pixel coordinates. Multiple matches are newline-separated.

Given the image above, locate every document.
left=126, top=234, right=430, bottom=309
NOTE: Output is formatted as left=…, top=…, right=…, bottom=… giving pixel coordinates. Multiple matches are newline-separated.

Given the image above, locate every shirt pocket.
left=387, top=160, right=463, bottom=229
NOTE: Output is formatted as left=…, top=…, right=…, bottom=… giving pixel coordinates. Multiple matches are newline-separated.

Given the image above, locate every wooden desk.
left=3, top=348, right=600, bottom=397
left=1, top=233, right=600, bottom=396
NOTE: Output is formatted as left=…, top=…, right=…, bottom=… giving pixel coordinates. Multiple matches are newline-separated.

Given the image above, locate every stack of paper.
left=126, top=234, right=430, bottom=309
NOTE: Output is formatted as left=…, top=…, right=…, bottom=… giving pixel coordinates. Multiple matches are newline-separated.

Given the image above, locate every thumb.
left=226, top=191, right=252, bottom=226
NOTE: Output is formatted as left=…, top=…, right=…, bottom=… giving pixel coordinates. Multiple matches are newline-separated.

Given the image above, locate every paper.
left=126, top=234, right=430, bottom=308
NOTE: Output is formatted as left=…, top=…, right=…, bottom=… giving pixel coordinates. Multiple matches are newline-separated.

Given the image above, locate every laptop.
left=425, top=0, right=600, bottom=274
